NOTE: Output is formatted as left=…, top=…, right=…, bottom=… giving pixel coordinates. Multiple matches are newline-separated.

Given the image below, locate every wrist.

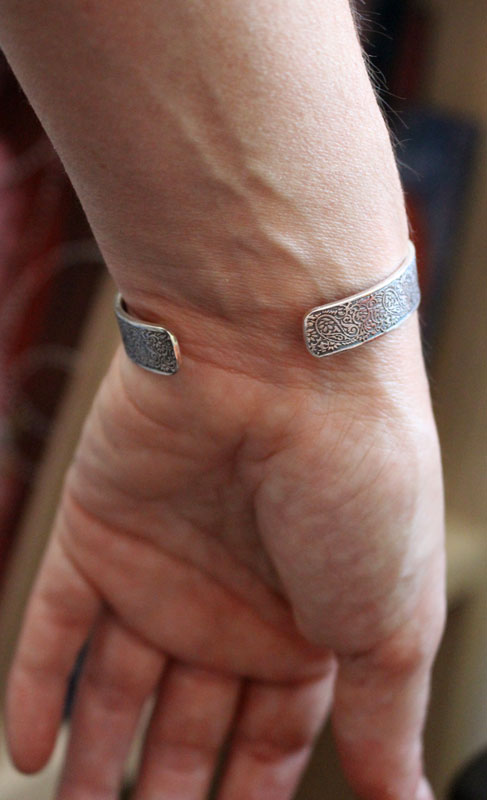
left=115, top=233, right=425, bottom=395
left=105, top=108, right=411, bottom=357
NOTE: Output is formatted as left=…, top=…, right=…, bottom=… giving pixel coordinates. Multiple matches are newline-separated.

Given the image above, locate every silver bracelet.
left=114, top=295, right=181, bottom=375
left=114, top=241, right=419, bottom=374
left=303, top=240, right=420, bottom=357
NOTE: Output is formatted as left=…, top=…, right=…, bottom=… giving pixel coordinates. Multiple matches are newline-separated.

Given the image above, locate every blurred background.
left=0, top=0, right=485, bottom=797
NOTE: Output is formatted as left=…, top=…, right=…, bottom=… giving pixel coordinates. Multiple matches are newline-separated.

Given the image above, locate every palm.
left=6, top=344, right=445, bottom=800
left=58, top=347, right=332, bottom=681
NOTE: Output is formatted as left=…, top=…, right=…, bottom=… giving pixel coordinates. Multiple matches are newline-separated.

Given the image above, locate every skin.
left=0, top=1, right=446, bottom=798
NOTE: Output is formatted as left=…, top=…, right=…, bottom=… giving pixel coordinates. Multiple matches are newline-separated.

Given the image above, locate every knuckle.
left=233, top=725, right=312, bottom=764
left=373, top=604, right=446, bottom=678
left=82, top=657, right=140, bottom=711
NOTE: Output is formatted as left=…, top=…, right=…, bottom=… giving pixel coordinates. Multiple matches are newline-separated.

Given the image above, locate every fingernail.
left=416, top=777, right=435, bottom=800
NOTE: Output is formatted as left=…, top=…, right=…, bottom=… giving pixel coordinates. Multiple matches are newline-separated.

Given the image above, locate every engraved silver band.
left=303, top=240, right=420, bottom=358
left=114, top=295, right=181, bottom=375
left=115, top=241, right=419, bottom=374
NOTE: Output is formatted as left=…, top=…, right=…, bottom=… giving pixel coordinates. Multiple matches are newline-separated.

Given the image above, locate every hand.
left=6, top=315, right=445, bottom=800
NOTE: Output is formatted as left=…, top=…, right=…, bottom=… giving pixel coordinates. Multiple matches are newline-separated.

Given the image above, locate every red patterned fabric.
left=0, top=58, right=102, bottom=580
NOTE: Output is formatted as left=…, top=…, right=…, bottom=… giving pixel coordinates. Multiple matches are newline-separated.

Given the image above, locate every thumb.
left=332, top=615, right=442, bottom=800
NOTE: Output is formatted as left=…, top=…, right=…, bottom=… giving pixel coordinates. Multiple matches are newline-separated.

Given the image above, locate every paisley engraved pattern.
left=115, top=308, right=180, bottom=375
left=304, top=255, right=420, bottom=357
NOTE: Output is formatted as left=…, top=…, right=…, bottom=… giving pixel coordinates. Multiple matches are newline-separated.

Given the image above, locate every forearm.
left=0, top=0, right=412, bottom=379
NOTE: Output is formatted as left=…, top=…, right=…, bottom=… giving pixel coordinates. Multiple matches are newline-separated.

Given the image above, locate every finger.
left=6, top=534, right=100, bottom=773
left=134, top=663, right=241, bottom=800
left=218, top=659, right=336, bottom=800
left=57, top=612, right=164, bottom=800
left=333, top=609, right=445, bottom=800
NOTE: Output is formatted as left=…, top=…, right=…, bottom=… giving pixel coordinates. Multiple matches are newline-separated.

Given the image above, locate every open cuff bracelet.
left=303, top=240, right=420, bottom=357
left=114, top=240, right=420, bottom=375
